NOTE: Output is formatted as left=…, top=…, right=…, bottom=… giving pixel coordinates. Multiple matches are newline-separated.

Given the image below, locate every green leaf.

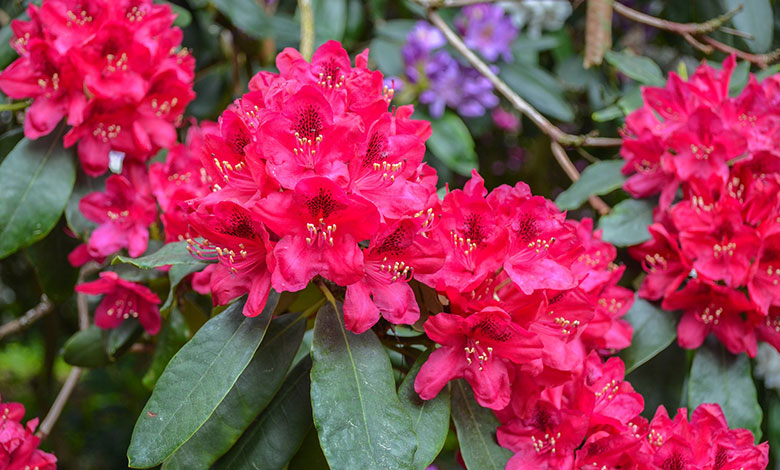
left=214, top=355, right=313, bottom=470
left=597, top=198, right=653, bottom=247
left=312, top=0, right=347, bottom=43
left=160, top=263, right=205, bottom=316
left=369, top=38, right=404, bottom=77
left=63, top=326, right=111, bottom=368
left=619, top=297, right=677, bottom=374
left=427, top=112, right=478, bottom=176
left=160, top=1, right=192, bottom=27
left=106, top=319, right=143, bottom=359
left=767, top=391, right=780, bottom=464
left=310, top=301, right=417, bottom=469
left=114, top=241, right=204, bottom=269
left=0, top=128, right=24, bottom=159
left=143, top=308, right=189, bottom=390
left=164, top=312, right=306, bottom=469
left=0, top=16, right=19, bottom=70
left=617, top=86, right=644, bottom=115
left=25, top=223, right=79, bottom=303
left=398, top=351, right=451, bottom=470
left=499, top=63, right=575, bottom=122
left=0, top=130, right=76, bottom=259
left=604, top=50, right=666, bottom=86
left=688, top=342, right=763, bottom=439
left=127, top=293, right=278, bottom=468
left=375, top=19, right=416, bottom=42
left=289, top=429, right=329, bottom=470
left=451, top=380, right=512, bottom=470
left=756, top=64, right=780, bottom=82
left=728, top=60, right=751, bottom=97
left=591, top=104, right=623, bottom=122
left=555, top=160, right=626, bottom=210
left=212, top=0, right=270, bottom=38
left=721, top=0, right=773, bottom=53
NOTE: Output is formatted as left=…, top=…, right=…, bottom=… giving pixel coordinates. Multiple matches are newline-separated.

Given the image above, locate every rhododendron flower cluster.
left=623, top=55, right=780, bottom=357
left=495, top=353, right=768, bottom=469
left=0, top=394, right=57, bottom=470
left=0, top=0, right=195, bottom=176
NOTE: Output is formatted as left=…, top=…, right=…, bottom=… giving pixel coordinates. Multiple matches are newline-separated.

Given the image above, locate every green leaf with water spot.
left=127, top=293, right=277, bottom=468
left=0, top=129, right=76, bottom=259
left=310, top=301, right=417, bottom=470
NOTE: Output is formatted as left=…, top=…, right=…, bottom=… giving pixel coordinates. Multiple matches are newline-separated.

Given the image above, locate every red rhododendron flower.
left=0, top=0, right=194, bottom=175
left=0, top=394, right=57, bottom=470
left=75, top=271, right=161, bottom=334
left=78, top=174, right=157, bottom=259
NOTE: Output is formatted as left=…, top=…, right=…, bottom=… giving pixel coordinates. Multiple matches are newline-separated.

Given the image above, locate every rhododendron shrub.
left=1, top=0, right=778, bottom=468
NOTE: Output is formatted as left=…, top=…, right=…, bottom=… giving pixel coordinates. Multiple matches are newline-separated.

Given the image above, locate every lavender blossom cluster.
left=401, top=4, right=518, bottom=118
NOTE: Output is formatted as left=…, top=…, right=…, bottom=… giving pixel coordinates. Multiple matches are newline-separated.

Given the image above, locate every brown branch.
left=424, top=9, right=621, bottom=147
left=0, top=295, right=53, bottom=341
left=36, top=262, right=100, bottom=440
left=551, top=142, right=611, bottom=215
left=701, top=36, right=780, bottom=69
left=613, top=2, right=742, bottom=35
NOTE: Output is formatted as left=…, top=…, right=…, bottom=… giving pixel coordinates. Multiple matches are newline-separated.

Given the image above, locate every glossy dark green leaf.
left=0, top=128, right=24, bottom=159
left=767, top=391, right=780, bottom=464
left=160, top=263, right=205, bottom=316
left=375, top=19, right=416, bottom=41
left=142, top=307, right=189, bottom=390
left=25, top=223, right=79, bottom=303
left=499, top=63, right=575, bottom=122
left=619, top=297, right=677, bottom=374
left=164, top=312, right=306, bottom=469
left=728, top=60, right=751, bottom=97
left=0, top=130, right=76, bottom=259
left=0, top=17, right=19, bottom=70
left=597, top=198, right=653, bottom=247
left=310, top=301, right=417, bottom=469
left=214, top=355, right=313, bottom=470
left=127, top=293, right=278, bottom=468
left=63, top=326, right=111, bottom=368
left=212, top=0, right=270, bottom=38
left=555, top=160, right=626, bottom=210
left=721, top=0, right=773, bottom=53
left=604, top=50, right=666, bottom=86
left=688, top=342, right=762, bottom=439
left=114, top=241, right=204, bottom=269
left=451, top=379, right=512, bottom=470
left=312, top=0, right=347, bottom=43
left=427, top=112, right=478, bottom=176
left=399, top=351, right=450, bottom=470
left=106, top=319, right=143, bottom=359
left=369, top=38, right=404, bottom=77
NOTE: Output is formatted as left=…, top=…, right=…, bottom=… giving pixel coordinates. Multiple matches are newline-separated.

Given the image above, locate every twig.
left=36, top=262, right=99, bottom=440
left=425, top=9, right=621, bottom=147
left=551, top=142, right=611, bottom=215
left=0, top=295, right=53, bottom=341
left=0, top=100, right=31, bottom=112
left=613, top=2, right=742, bottom=36
left=298, top=0, right=314, bottom=61
left=701, top=36, right=780, bottom=69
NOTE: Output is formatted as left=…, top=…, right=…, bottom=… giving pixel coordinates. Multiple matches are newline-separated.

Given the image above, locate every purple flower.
left=455, top=4, right=518, bottom=62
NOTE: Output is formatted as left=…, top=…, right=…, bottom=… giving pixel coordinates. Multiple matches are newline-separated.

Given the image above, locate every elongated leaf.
left=604, top=50, right=666, bottom=86
left=311, top=301, right=417, bottom=470
left=427, top=112, right=478, bottom=176
left=598, top=198, right=653, bottom=246
left=63, top=326, right=111, bottom=368
left=721, top=0, right=773, bottom=53
left=106, top=319, right=143, bottom=359
left=399, top=351, right=451, bottom=470
left=767, top=391, right=780, bottom=464
left=0, top=128, right=24, bottom=158
left=289, top=429, right=329, bottom=470
left=369, top=38, right=405, bottom=77
left=555, top=160, right=626, bottom=210
left=451, top=379, right=512, bottom=470
left=0, top=130, right=76, bottom=259
left=499, top=63, right=575, bottom=122
left=619, top=297, right=677, bottom=374
left=65, top=171, right=105, bottom=239
left=127, top=293, right=278, bottom=468
left=142, top=308, right=189, bottom=390
left=214, top=356, right=313, bottom=470
left=164, top=312, right=306, bottom=469
left=114, top=241, right=204, bottom=269
left=25, top=223, right=79, bottom=303
left=160, top=263, right=205, bottom=315
left=212, top=0, right=270, bottom=38
left=688, top=342, right=762, bottom=439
